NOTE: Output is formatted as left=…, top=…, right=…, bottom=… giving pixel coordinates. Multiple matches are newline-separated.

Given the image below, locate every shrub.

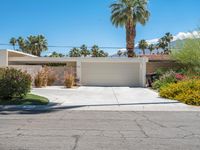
left=47, top=73, right=57, bottom=86
left=160, top=79, right=200, bottom=106
left=152, top=70, right=177, bottom=90
left=171, top=30, right=200, bottom=73
left=34, top=67, right=49, bottom=88
left=0, top=68, right=32, bottom=99
left=64, top=68, right=75, bottom=88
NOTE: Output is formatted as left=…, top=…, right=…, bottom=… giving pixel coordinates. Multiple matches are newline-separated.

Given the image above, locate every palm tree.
left=26, top=35, right=48, bottom=56
left=158, top=37, right=167, bottom=54
left=80, top=44, right=90, bottom=57
left=17, top=37, right=27, bottom=52
left=117, top=50, right=123, bottom=57
left=164, top=32, right=173, bottom=54
left=148, top=44, right=155, bottom=55
left=91, top=45, right=100, bottom=57
left=9, top=37, right=17, bottom=50
left=155, top=43, right=160, bottom=54
left=110, top=0, right=150, bottom=57
left=69, top=47, right=81, bottom=57
left=99, top=50, right=108, bottom=57
left=139, top=39, right=148, bottom=55
left=36, top=35, right=48, bottom=56
left=50, top=51, right=64, bottom=57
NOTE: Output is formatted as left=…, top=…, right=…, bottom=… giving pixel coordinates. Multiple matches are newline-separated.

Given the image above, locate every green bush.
left=0, top=68, right=32, bottom=99
left=171, top=31, right=200, bottom=73
left=152, top=70, right=177, bottom=90
left=160, top=79, right=200, bottom=106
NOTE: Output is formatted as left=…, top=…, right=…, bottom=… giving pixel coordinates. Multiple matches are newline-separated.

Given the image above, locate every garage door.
left=81, top=62, right=140, bottom=87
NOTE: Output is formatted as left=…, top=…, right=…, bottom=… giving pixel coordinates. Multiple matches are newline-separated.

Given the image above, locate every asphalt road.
left=0, top=110, right=200, bottom=150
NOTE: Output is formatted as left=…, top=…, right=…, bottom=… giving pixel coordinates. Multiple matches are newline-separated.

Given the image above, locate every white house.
left=0, top=49, right=148, bottom=87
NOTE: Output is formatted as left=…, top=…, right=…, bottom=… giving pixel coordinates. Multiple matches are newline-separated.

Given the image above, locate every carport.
left=77, top=58, right=148, bottom=87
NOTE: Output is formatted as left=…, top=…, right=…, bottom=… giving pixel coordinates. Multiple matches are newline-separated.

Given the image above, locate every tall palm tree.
left=36, top=35, right=48, bottom=56
left=69, top=48, right=81, bottom=57
left=26, top=35, right=48, bottom=56
left=9, top=37, right=17, bottom=50
left=139, top=39, right=148, bottom=55
left=80, top=44, right=90, bottom=57
left=110, top=0, right=150, bottom=57
left=164, top=32, right=173, bottom=53
left=148, top=44, right=155, bottom=54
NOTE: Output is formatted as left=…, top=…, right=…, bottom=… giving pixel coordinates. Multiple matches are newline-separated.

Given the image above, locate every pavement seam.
left=111, top=87, right=120, bottom=106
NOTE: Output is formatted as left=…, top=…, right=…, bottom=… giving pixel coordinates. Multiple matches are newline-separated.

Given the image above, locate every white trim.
left=0, top=49, right=37, bottom=58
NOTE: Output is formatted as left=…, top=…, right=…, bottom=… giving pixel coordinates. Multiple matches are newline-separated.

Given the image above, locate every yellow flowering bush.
left=160, top=79, right=200, bottom=106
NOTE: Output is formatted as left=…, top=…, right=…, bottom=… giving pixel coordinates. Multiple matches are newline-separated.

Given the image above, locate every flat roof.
left=8, top=57, right=148, bottom=64
left=0, top=49, right=38, bottom=58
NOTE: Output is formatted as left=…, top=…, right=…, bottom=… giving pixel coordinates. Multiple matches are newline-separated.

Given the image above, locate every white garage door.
left=81, top=62, right=140, bottom=87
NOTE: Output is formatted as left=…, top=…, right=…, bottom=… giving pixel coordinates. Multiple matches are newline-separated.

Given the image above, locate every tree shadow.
left=0, top=101, right=181, bottom=115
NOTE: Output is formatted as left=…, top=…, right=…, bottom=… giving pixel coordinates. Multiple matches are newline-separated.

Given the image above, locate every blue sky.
left=0, top=0, right=200, bottom=55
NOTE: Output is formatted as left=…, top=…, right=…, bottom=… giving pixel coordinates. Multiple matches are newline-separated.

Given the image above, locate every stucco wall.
left=9, top=65, right=43, bottom=85
left=9, top=65, right=76, bottom=86
left=0, top=50, right=8, bottom=67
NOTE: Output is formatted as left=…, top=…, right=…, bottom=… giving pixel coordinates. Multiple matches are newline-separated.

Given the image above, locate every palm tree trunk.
left=126, top=21, right=136, bottom=57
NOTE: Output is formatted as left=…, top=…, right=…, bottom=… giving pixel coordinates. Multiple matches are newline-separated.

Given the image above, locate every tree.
left=17, top=37, right=26, bottom=52
left=49, top=51, right=65, bottom=57
left=171, top=38, right=200, bottom=73
left=9, top=37, right=17, bottom=50
left=164, top=32, right=173, bottom=53
left=117, top=50, right=123, bottom=57
left=16, top=35, right=48, bottom=56
left=155, top=43, right=160, bottom=54
left=110, top=0, right=150, bottom=57
left=26, top=35, right=48, bottom=56
left=80, top=44, right=90, bottom=57
left=91, top=45, right=100, bottom=57
left=158, top=32, right=173, bottom=54
left=91, top=45, right=108, bottom=57
left=69, top=48, right=81, bottom=57
left=139, top=39, right=148, bottom=55
left=99, top=50, right=108, bottom=57
left=148, top=44, right=155, bottom=54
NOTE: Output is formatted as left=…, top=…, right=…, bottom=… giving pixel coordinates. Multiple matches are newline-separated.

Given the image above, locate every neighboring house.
left=0, top=49, right=148, bottom=87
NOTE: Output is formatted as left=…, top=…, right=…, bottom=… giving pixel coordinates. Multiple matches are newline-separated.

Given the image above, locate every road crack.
left=72, top=135, right=80, bottom=150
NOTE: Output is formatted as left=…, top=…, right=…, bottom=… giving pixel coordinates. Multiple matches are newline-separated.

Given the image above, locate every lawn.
left=0, top=94, right=49, bottom=105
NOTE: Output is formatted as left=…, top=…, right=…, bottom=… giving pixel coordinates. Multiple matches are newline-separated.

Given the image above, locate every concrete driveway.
left=32, top=86, right=199, bottom=111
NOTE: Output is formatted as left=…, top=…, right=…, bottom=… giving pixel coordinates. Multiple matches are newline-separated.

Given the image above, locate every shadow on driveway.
left=0, top=101, right=181, bottom=115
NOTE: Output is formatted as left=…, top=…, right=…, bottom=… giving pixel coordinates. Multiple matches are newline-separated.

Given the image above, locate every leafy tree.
left=80, top=44, right=90, bottom=57
left=9, top=37, right=17, bottom=50
left=148, top=44, right=155, bottom=54
left=69, top=48, right=81, bottom=57
left=139, top=39, right=148, bottom=55
left=110, top=0, right=150, bottom=57
left=171, top=37, right=200, bottom=73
